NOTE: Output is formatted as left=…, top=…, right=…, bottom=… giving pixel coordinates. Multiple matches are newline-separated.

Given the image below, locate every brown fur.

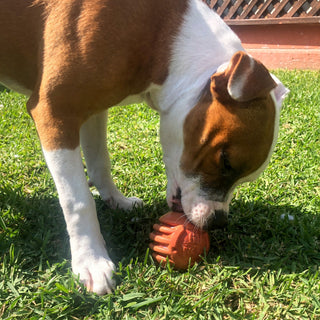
left=0, top=0, right=188, bottom=149
left=181, top=53, right=276, bottom=196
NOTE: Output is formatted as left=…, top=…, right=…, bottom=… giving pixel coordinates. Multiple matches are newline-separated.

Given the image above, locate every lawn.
left=0, top=70, right=319, bottom=319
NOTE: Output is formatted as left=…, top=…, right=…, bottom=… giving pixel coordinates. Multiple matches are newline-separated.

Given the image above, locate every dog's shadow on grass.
left=0, top=188, right=167, bottom=269
left=1, top=189, right=319, bottom=275
left=0, top=84, right=8, bottom=91
left=208, top=200, right=320, bottom=273
left=0, top=186, right=70, bottom=267
left=97, top=198, right=320, bottom=274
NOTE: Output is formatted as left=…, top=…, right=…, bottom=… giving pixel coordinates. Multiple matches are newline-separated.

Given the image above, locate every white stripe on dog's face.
left=161, top=51, right=287, bottom=229
left=156, top=3, right=289, bottom=229
left=180, top=89, right=276, bottom=228
left=157, top=0, right=243, bottom=226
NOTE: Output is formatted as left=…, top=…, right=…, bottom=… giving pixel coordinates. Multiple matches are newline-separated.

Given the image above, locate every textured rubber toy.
left=149, top=212, right=210, bottom=269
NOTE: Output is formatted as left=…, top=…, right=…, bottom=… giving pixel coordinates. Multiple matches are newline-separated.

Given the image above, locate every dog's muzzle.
left=171, top=188, right=228, bottom=229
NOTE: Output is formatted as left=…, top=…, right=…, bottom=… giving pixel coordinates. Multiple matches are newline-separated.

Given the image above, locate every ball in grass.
left=149, top=211, right=210, bottom=270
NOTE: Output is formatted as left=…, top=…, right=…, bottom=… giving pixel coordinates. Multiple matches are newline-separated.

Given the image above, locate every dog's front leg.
left=80, top=110, right=143, bottom=210
left=43, top=147, right=116, bottom=294
left=29, top=103, right=115, bottom=295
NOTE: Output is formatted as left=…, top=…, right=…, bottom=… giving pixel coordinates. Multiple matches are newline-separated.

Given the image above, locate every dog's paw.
left=106, top=195, right=144, bottom=211
left=72, top=254, right=116, bottom=295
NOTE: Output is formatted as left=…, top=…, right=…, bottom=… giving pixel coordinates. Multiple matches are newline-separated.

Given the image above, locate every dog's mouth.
left=171, top=187, right=184, bottom=213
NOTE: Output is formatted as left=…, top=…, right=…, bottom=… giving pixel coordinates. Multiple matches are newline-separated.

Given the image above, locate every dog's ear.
left=211, top=51, right=277, bottom=102
left=227, top=51, right=277, bottom=102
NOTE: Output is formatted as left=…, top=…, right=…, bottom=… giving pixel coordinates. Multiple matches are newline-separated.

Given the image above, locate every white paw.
left=107, top=195, right=144, bottom=211
left=72, top=254, right=116, bottom=295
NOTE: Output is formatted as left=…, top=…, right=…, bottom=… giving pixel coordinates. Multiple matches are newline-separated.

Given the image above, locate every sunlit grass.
left=0, top=70, right=319, bottom=319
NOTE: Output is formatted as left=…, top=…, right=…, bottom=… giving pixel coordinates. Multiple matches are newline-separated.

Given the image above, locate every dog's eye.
left=221, top=151, right=233, bottom=176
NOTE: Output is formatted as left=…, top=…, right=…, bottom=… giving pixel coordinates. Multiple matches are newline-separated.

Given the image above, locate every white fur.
left=156, top=0, right=243, bottom=112
left=152, top=1, right=289, bottom=228
left=43, top=147, right=116, bottom=295
left=154, top=0, right=244, bottom=227
left=80, top=111, right=143, bottom=210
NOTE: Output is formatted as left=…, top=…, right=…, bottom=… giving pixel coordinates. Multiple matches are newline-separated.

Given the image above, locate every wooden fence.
left=203, top=0, right=320, bottom=69
left=203, top=0, right=320, bottom=24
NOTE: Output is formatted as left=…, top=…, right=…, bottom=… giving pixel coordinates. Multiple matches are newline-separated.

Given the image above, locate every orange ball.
left=149, top=211, right=210, bottom=270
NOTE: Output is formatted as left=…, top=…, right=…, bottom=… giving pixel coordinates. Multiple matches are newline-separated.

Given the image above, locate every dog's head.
left=165, top=51, right=288, bottom=229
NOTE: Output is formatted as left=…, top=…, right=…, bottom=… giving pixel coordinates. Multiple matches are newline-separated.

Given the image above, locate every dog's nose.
left=205, top=210, right=228, bottom=229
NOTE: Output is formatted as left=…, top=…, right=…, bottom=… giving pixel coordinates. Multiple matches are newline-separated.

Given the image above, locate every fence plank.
left=251, top=0, right=274, bottom=19
left=239, top=0, right=260, bottom=19
left=217, top=1, right=231, bottom=18
left=307, top=0, right=320, bottom=16
left=225, top=1, right=245, bottom=20
left=207, top=0, right=219, bottom=9
left=204, top=0, right=320, bottom=23
left=270, top=1, right=290, bottom=18
left=285, top=0, right=305, bottom=18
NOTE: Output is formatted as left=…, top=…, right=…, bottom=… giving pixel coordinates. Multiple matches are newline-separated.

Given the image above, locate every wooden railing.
left=203, top=0, right=320, bottom=24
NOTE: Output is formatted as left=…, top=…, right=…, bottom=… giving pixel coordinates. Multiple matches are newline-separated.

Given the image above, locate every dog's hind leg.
left=80, top=110, right=143, bottom=210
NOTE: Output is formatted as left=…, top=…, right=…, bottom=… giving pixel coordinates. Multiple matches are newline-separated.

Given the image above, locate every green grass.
left=0, top=70, right=319, bottom=319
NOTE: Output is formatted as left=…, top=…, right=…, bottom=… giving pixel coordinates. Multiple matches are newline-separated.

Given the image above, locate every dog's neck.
left=147, top=0, right=243, bottom=201
left=155, top=0, right=243, bottom=114
left=151, top=0, right=244, bottom=156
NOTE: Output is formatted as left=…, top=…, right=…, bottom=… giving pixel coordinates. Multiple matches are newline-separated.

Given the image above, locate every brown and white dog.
left=0, top=0, right=288, bottom=294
